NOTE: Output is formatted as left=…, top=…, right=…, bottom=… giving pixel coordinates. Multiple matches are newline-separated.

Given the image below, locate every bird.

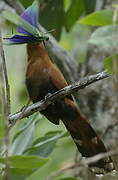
left=7, top=0, right=113, bottom=171
left=25, top=42, right=113, bottom=170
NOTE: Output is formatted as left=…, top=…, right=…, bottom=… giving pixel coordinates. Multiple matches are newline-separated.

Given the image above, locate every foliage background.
left=0, top=0, right=118, bottom=180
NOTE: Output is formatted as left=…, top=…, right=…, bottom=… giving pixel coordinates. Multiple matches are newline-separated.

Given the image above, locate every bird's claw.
left=45, top=93, right=52, bottom=100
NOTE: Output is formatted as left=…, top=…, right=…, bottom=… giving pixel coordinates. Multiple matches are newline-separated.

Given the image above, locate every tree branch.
left=8, top=71, right=109, bottom=127
left=0, top=34, right=10, bottom=114
left=0, top=30, right=11, bottom=180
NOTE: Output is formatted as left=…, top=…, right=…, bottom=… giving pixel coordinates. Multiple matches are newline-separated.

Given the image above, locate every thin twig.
left=73, top=149, right=80, bottom=177
left=102, top=121, right=118, bottom=138
left=8, top=71, right=109, bottom=127
left=0, top=31, right=10, bottom=180
left=45, top=163, right=79, bottom=180
left=0, top=33, right=10, bottom=115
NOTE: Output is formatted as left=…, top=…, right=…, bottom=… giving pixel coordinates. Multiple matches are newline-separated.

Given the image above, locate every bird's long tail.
left=61, top=98, right=113, bottom=171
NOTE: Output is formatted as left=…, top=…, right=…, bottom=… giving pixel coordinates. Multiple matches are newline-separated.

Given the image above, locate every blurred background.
left=0, top=0, right=118, bottom=180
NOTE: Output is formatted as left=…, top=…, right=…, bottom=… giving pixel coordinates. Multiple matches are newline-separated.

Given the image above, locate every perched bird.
left=7, top=0, right=113, bottom=171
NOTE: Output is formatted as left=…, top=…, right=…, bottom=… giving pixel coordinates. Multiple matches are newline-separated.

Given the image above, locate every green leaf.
left=9, top=122, right=35, bottom=155
left=25, top=131, right=68, bottom=157
left=26, top=139, right=56, bottom=157
left=88, top=25, right=118, bottom=51
left=0, top=155, right=48, bottom=169
left=79, top=10, right=114, bottom=26
left=33, top=131, right=68, bottom=147
left=9, top=114, right=40, bottom=155
left=65, top=0, right=84, bottom=31
left=2, top=11, right=39, bottom=37
left=104, top=54, right=118, bottom=74
left=40, top=0, right=64, bottom=40
left=12, top=113, right=39, bottom=143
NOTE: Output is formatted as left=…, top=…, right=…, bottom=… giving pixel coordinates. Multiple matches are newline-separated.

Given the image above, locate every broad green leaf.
left=9, top=122, right=35, bottom=155
left=24, top=137, right=73, bottom=180
left=84, top=0, right=97, bottom=14
left=10, top=114, right=40, bottom=155
left=33, top=131, right=68, bottom=147
left=9, top=114, right=40, bottom=155
left=2, top=11, right=39, bottom=37
left=65, top=0, right=84, bottom=31
left=0, top=155, right=48, bottom=169
left=26, top=139, right=56, bottom=157
left=88, top=25, right=118, bottom=51
left=40, top=0, right=64, bottom=40
left=32, top=130, right=61, bottom=146
left=79, top=10, right=114, bottom=26
left=12, top=113, right=40, bottom=142
left=25, top=131, right=68, bottom=157
left=104, top=54, right=118, bottom=74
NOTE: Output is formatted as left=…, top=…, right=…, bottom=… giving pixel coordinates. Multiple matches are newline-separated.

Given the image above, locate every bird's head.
left=3, top=0, right=49, bottom=44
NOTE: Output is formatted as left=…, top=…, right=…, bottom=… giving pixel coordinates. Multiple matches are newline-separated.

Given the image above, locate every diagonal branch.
left=9, top=71, right=109, bottom=127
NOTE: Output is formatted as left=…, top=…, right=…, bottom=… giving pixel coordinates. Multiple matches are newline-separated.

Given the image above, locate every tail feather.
left=62, top=98, right=113, bottom=171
